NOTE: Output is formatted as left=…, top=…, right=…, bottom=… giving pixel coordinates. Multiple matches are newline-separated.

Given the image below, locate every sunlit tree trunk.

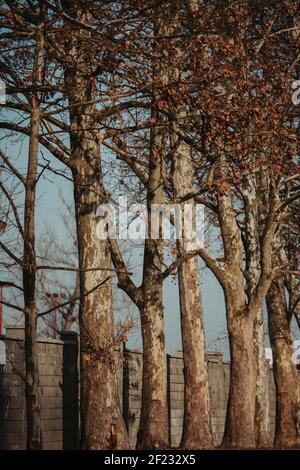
left=267, top=278, right=300, bottom=448
left=136, top=105, right=168, bottom=451
left=62, top=0, right=129, bottom=449
left=218, top=185, right=262, bottom=449
left=171, top=141, right=213, bottom=448
left=222, top=286, right=257, bottom=448
left=243, top=174, right=271, bottom=447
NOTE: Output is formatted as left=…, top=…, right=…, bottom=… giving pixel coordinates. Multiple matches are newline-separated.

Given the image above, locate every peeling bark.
left=137, top=272, right=167, bottom=449
left=158, top=0, right=213, bottom=449
left=256, top=172, right=299, bottom=448
left=178, top=251, right=212, bottom=449
left=222, top=291, right=257, bottom=449
left=253, top=308, right=271, bottom=447
left=136, top=7, right=173, bottom=449
left=288, top=275, right=300, bottom=331
left=73, top=172, right=129, bottom=449
left=217, top=187, right=255, bottom=448
left=172, top=141, right=212, bottom=449
left=267, top=279, right=300, bottom=448
left=243, top=174, right=271, bottom=448
left=217, top=183, right=257, bottom=448
left=62, top=0, right=129, bottom=449
left=216, top=162, right=276, bottom=448
left=136, top=110, right=168, bottom=450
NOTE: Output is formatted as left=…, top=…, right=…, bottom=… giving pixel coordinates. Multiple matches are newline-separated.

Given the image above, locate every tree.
left=109, top=1, right=212, bottom=448
left=164, top=0, right=213, bottom=448
left=56, top=0, right=130, bottom=449
left=22, top=20, right=44, bottom=450
left=1, top=0, right=300, bottom=451
left=179, top=0, right=299, bottom=447
left=0, top=1, right=47, bottom=448
left=264, top=183, right=300, bottom=448
left=0, top=0, right=132, bottom=449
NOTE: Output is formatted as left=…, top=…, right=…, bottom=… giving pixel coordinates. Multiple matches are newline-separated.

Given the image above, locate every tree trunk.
left=137, top=271, right=168, bottom=449
left=23, top=26, right=44, bottom=450
left=222, top=293, right=257, bottom=449
left=66, top=72, right=129, bottom=450
left=253, top=308, right=271, bottom=447
left=136, top=107, right=168, bottom=449
left=24, top=306, right=40, bottom=450
left=215, top=175, right=258, bottom=449
left=136, top=6, right=173, bottom=448
left=243, top=174, right=271, bottom=447
left=267, top=279, right=300, bottom=448
left=178, top=256, right=212, bottom=449
left=172, top=140, right=212, bottom=449
left=73, top=171, right=129, bottom=449
left=62, top=0, right=129, bottom=449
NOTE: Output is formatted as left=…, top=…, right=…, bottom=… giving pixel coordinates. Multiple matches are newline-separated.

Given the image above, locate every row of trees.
left=0, top=0, right=300, bottom=449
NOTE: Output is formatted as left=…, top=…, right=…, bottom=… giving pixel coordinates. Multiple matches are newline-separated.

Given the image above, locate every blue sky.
left=31, top=165, right=229, bottom=357
left=1, top=121, right=298, bottom=360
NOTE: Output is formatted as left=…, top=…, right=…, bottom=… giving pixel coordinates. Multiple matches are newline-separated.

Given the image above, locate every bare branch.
left=38, top=276, right=110, bottom=318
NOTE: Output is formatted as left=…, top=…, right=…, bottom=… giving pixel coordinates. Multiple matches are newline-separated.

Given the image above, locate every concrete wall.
left=123, top=350, right=298, bottom=448
left=0, top=332, right=78, bottom=450
left=0, top=333, right=299, bottom=449
left=123, top=351, right=232, bottom=448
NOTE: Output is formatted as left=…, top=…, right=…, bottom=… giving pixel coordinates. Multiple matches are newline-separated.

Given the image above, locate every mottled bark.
left=255, top=171, right=300, bottom=447
left=108, top=38, right=169, bottom=453
left=243, top=174, right=271, bottom=447
left=163, top=0, right=212, bottom=448
left=217, top=162, right=276, bottom=448
left=23, top=27, right=44, bottom=450
left=172, top=141, right=212, bottom=449
left=136, top=109, right=168, bottom=449
left=221, top=290, right=257, bottom=449
left=154, top=2, right=213, bottom=449
left=267, top=279, right=300, bottom=448
left=253, top=308, right=271, bottom=447
left=62, top=0, right=129, bottom=449
left=73, top=172, right=128, bottom=449
left=137, top=272, right=167, bottom=449
left=178, top=256, right=212, bottom=449
left=135, top=6, right=175, bottom=448
left=217, top=184, right=258, bottom=448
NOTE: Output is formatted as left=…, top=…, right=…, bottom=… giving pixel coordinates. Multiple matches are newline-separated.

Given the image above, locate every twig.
left=36, top=264, right=132, bottom=275
left=38, top=276, right=110, bottom=317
